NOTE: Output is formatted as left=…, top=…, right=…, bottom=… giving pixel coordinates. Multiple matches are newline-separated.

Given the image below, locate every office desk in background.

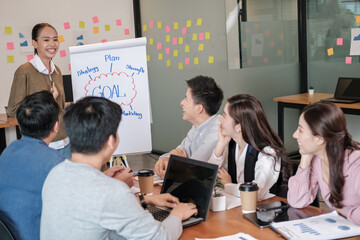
left=273, top=93, right=360, bottom=141
left=0, top=113, right=19, bottom=154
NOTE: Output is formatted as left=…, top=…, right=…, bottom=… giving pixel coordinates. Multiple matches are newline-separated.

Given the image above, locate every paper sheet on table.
left=217, top=188, right=241, bottom=210
left=195, top=232, right=257, bottom=240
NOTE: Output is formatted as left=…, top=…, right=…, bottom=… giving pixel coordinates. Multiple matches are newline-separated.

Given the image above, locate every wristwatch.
left=137, top=193, right=147, bottom=209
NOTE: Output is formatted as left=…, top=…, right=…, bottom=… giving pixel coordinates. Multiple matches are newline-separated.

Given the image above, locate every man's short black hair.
left=16, top=91, right=59, bottom=139
left=64, top=97, right=122, bottom=154
left=186, top=75, right=224, bottom=116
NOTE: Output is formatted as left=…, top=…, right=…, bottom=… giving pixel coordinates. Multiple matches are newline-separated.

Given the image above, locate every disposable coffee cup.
left=239, top=182, right=259, bottom=213
left=138, top=169, right=154, bottom=194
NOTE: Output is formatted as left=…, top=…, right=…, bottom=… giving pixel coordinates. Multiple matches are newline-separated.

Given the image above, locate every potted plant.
left=308, top=86, right=314, bottom=95
left=210, top=178, right=226, bottom=212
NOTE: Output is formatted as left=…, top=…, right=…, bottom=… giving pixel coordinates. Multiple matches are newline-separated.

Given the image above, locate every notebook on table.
left=322, top=77, right=360, bottom=104
left=148, top=155, right=219, bottom=227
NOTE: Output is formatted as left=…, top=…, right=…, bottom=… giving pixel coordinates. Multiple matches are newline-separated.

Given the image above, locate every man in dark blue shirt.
left=0, top=91, right=65, bottom=240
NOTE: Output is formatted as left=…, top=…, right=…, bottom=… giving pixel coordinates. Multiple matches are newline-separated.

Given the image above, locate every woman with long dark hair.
left=209, top=94, right=291, bottom=200
left=288, top=101, right=360, bottom=225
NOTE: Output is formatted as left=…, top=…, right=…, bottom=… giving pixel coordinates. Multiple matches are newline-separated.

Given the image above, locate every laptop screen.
left=161, top=155, right=219, bottom=221
left=334, top=77, right=360, bottom=100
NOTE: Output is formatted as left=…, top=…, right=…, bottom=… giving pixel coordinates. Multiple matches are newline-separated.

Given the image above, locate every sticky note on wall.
left=208, top=56, right=214, bottom=63
left=7, top=42, right=14, bottom=49
left=5, top=26, right=12, bottom=34
left=7, top=56, right=15, bottom=63
left=327, top=48, right=334, bottom=56
left=346, top=57, right=352, bottom=64
left=79, top=21, right=85, bottom=28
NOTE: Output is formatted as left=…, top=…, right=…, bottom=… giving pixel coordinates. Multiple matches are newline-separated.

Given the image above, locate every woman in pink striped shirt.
left=288, top=101, right=360, bottom=225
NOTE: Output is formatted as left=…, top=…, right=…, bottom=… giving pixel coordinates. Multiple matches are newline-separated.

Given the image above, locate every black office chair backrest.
left=0, top=220, right=15, bottom=240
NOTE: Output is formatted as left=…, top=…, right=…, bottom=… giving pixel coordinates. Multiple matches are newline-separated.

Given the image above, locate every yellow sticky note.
left=173, top=49, right=178, bottom=57
left=277, top=49, right=283, bottom=56
left=194, top=57, right=199, bottom=65
left=105, top=25, right=110, bottom=31
left=185, top=45, right=190, bottom=53
left=58, top=35, right=65, bottom=43
left=166, top=35, right=170, bottom=42
left=255, top=24, right=260, bottom=29
left=147, top=55, right=150, bottom=62
left=143, top=24, right=147, bottom=31
left=196, top=18, right=203, bottom=26
left=356, top=16, right=360, bottom=23
left=192, top=33, right=197, bottom=41
left=79, top=21, right=85, bottom=28
left=166, top=59, right=171, bottom=67
left=198, top=43, right=204, bottom=51
left=174, top=22, right=179, bottom=30
left=178, top=62, right=183, bottom=70
left=327, top=48, right=334, bottom=56
left=7, top=55, right=14, bottom=63
left=158, top=53, right=163, bottom=60
left=178, top=37, right=184, bottom=44
left=157, top=21, right=162, bottom=29
left=242, top=42, right=247, bottom=48
left=279, top=33, right=284, bottom=40
left=208, top=56, right=214, bottom=63
left=205, top=32, right=210, bottom=40
left=186, top=20, right=192, bottom=28
left=93, top=27, right=99, bottom=33
left=149, top=38, right=154, bottom=45
left=4, top=26, right=12, bottom=34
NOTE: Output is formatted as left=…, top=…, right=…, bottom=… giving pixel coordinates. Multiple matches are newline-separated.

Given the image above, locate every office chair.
left=0, top=220, right=15, bottom=240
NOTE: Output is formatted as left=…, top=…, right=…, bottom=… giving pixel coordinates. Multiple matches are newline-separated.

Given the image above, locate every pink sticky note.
left=172, top=38, right=178, bottom=45
left=346, top=57, right=352, bottom=64
left=157, top=42, right=162, bottom=49
left=59, top=50, right=66, bottom=57
left=246, top=27, right=250, bottom=33
left=165, top=48, right=170, bottom=54
left=69, top=64, right=71, bottom=71
left=149, top=21, right=154, bottom=28
left=124, top=29, right=130, bottom=35
left=265, top=30, right=270, bottom=36
left=337, top=38, right=343, bottom=46
left=199, top=33, right=204, bottom=40
left=92, top=16, right=99, bottom=23
left=64, top=22, right=70, bottom=29
left=27, top=55, right=33, bottom=62
left=185, top=58, right=190, bottom=65
left=101, top=39, right=107, bottom=43
left=248, top=60, right=253, bottom=66
left=264, top=57, right=269, bottom=64
left=7, top=42, right=14, bottom=49
left=182, top=27, right=187, bottom=34
left=166, top=26, right=170, bottom=33
left=270, top=41, right=275, bottom=47
left=116, top=19, right=122, bottom=26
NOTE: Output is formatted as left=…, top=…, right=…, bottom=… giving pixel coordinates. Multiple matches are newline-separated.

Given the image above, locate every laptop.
left=322, top=77, right=360, bottom=104
left=148, top=155, right=219, bottom=227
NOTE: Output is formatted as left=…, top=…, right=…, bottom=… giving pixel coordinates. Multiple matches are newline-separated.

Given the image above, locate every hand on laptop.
left=154, top=157, right=169, bottom=178
left=145, top=193, right=180, bottom=208
left=170, top=203, right=198, bottom=221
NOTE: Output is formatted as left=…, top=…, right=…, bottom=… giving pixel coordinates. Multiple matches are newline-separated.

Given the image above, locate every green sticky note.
left=105, top=25, right=110, bottom=31
left=79, top=21, right=85, bottom=28
left=5, top=26, right=12, bottom=34
left=7, top=55, right=15, bottom=63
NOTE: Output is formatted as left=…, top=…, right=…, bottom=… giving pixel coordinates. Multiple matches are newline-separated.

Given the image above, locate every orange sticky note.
left=79, top=21, right=85, bottom=28
left=198, top=43, right=204, bottom=51
left=185, top=45, right=190, bottom=53
left=166, top=59, right=171, bottom=67
left=7, top=56, right=14, bottom=63
left=58, top=35, right=65, bottom=43
left=208, top=56, right=214, bottom=63
left=255, top=24, right=260, bottom=29
left=5, top=26, right=12, bottom=34
left=327, top=48, right=334, bottom=56
left=277, top=49, right=283, bottom=56
left=356, top=16, right=360, bottom=23
left=194, top=57, right=199, bottom=65
left=178, top=62, right=183, bottom=70
left=93, top=27, right=99, bottom=34
left=105, top=25, right=110, bottom=31
left=173, top=49, right=178, bottom=57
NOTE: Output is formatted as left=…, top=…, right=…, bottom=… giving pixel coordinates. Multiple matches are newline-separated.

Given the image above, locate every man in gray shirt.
left=154, top=75, right=224, bottom=178
left=41, top=96, right=197, bottom=240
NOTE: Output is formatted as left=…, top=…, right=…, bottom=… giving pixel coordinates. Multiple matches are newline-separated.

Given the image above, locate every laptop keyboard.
left=147, top=205, right=170, bottom=222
